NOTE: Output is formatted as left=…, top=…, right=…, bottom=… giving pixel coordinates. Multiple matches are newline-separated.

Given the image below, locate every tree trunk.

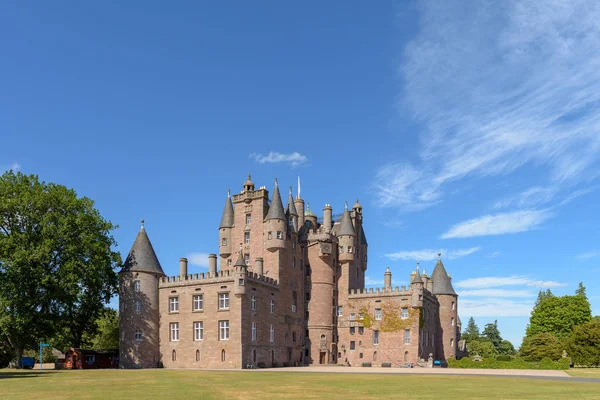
left=14, top=346, right=23, bottom=369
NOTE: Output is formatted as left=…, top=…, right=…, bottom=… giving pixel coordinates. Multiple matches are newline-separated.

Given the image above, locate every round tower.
left=411, top=263, right=424, bottom=308
left=431, top=253, right=458, bottom=365
left=384, top=267, right=392, bottom=291
left=219, top=190, right=234, bottom=259
left=338, top=202, right=355, bottom=263
left=265, top=179, right=287, bottom=251
left=233, top=247, right=248, bottom=297
left=119, top=220, right=165, bottom=369
left=304, top=203, right=318, bottom=228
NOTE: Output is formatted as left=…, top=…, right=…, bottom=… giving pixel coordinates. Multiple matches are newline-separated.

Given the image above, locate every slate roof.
left=412, top=269, right=424, bottom=284
left=360, top=226, right=368, bottom=246
left=338, top=204, right=355, bottom=236
left=431, top=257, right=457, bottom=295
left=286, top=187, right=298, bottom=216
left=121, top=225, right=165, bottom=276
left=219, top=191, right=234, bottom=229
left=265, top=181, right=286, bottom=220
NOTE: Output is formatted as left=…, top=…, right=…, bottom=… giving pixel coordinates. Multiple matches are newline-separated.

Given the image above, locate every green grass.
left=568, top=368, right=600, bottom=378
left=0, top=369, right=598, bottom=400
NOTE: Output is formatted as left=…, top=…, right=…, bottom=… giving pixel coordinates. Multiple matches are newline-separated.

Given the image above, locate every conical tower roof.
left=360, top=225, right=368, bottom=245
left=338, top=202, right=355, bottom=236
left=234, top=247, right=247, bottom=268
left=121, top=221, right=165, bottom=275
left=286, top=187, right=298, bottom=216
left=412, top=266, right=424, bottom=284
left=265, top=179, right=286, bottom=220
left=431, top=253, right=456, bottom=295
left=219, top=190, right=234, bottom=229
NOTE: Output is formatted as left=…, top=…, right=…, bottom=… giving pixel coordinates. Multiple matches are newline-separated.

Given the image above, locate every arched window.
left=373, top=351, right=378, bottom=361
left=196, top=349, right=200, bottom=362
left=172, top=350, right=176, bottom=362
left=404, top=351, right=408, bottom=362
left=221, top=349, right=226, bottom=362
left=253, top=349, right=257, bottom=363
left=450, top=338, right=454, bottom=347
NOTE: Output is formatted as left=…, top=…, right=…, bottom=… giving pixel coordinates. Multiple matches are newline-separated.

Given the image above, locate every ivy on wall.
left=351, top=301, right=421, bottom=332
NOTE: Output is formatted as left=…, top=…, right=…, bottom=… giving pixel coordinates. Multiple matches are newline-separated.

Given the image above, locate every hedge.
left=448, top=357, right=570, bottom=370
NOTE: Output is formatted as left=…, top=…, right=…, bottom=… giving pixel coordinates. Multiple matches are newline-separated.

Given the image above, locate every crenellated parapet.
left=158, top=268, right=279, bottom=289
left=348, top=285, right=412, bottom=299
left=232, top=187, right=269, bottom=203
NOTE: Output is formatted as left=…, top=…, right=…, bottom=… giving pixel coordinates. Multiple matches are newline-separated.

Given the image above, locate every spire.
left=234, top=244, right=247, bottom=267
left=431, top=253, right=456, bottom=295
left=286, top=186, right=298, bottom=216
left=338, top=201, right=355, bottom=236
left=297, top=175, right=301, bottom=199
left=412, top=262, right=424, bottom=284
left=265, top=179, right=286, bottom=220
left=122, top=222, right=165, bottom=275
left=219, top=189, right=234, bottom=228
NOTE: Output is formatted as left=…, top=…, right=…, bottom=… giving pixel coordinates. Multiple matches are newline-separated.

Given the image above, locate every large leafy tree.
left=482, top=320, right=502, bottom=349
left=565, top=320, right=600, bottom=367
left=462, top=317, right=480, bottom=343
left=526, top=288, right=592, bottom=340
left=520, top=332, right=562, bottom=362
left=83, top=307, right=119, bottom=350
left=467, top=340, right=498, bottom=359
left=0, top=171, right=120, bottom=366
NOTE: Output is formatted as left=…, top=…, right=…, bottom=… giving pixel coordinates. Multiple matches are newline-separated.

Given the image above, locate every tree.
left=84, top=307, right=119, bottom=350
left=575, top=282, right=587, bottom=299
left=482, top=320, right=502, bottom=349
left=519, top=332, right=562, bottom=362
left=565, top=320, right=600, bottom=366
left=0, top=171, right=120, bottom=367
left=462, top=317, right=480, bottom=343
left=467, top=340, right=498, bottom=359
left=498, top=339, right=516, bottom=356
left=526, top=292, right=592, bottom=340
left=534, top=289, right=554, bottom=308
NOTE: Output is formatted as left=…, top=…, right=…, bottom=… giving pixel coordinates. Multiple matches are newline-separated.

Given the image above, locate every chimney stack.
left=384, top=267, right=392, bottom=290
left=323, top=204, right=333, bottom=231
left=179, top=257, right=188, bottom=277
left=255, top=257, right=264, bottom=276
left=208, top=254, right=217, bottom=276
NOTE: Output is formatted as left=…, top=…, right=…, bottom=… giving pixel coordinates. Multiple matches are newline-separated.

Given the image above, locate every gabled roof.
left=338, top=203, right=355, bottom=236
left=265, top=180, right=286, bottom=221
left=431, top=256, right=456, bottom=295
left=219, top=190, right=234, bottom=229
left=121, top=224, right=165, bottom=276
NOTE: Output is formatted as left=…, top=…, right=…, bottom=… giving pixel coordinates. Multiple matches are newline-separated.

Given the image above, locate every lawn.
left=1, top=369, right=598, bottom=400
left=568, top=368, right=600, bottom=378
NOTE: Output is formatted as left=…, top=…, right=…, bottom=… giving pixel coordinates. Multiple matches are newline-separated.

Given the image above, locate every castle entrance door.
left=319, top=352, right=326, bottom=364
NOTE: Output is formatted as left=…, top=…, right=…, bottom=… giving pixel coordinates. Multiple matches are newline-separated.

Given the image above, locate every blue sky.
left=2, top=1, right=598, bottom=347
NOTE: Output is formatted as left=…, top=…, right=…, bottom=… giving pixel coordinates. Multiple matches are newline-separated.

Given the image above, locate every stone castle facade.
left=119, top=175, right=462, bottom=369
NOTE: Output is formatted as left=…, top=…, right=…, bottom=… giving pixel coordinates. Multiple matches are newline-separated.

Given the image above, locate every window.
left=253, top=349, right=257, bottom=363
left=401, top=308, right=408, bottom=319
left=404, top=329, right=410, bottom=344
left=219, top=293, right=230, bottom=310
left=375, top=308, right=382, bottom=320
left=222, top=238, right=227, bottom=246
left=196, top=350, right=200, bottom=362
left=219, top=321, right=230, bottom=340
left=336, top=306, right=343, bottom=317
left=373, top=351, right=378, bottom=361
left=251, top=295, right=256, bottom=311
left=348, top=246, right=353, bottom=253
left=84, top=354, right=95, bottom=364
left=135, top=300, right=141, bottom=313
left=432, top=334, right=435, bottom=347
left=193, top=295, right=203, bottom=311
left=373, top=330, right=379, bottom=345
left=350, top=341, right=355, bottom=350
left=358, top=327, right=364, bottom=335
left=451, top=317, right=455, bottom=326
left=244, top=253, right=250, bottom=265
left=292, top=257, right=296, bottom=268
left=270, top=299, right=275, bottom=313
left=170, top=323, right=180, bottom=341
left=134, top=280, right=140, bottom=292
left=451, top=301, right=455, bottom=311
left=292, top=291, right=297, bottom=313
left=194, top=321, right=204, bottom=341
left=135, top=330, right=142, bottom=341
left=289, top=216, right=294, bottom=229
left=450, top=338, right=454, bottom=347
left=426, top=331, right=429, bottom=345
left=350, top=327, right=355, bottom=335
left=268, top=232, right=272, bottom=240
left=246, top=213, right=251, bottom=225
left=349, top=313, right=356, bottom=321
left=244, top=232, right=250, bottom=244
left=359, top=353, right=363, bottom=359
left=227, top=259, right=232, bottom=267
left=221, top=349, right=226, bottom=362
left=292, top=331, right=296, bottom=343
left=169, top=297, right=179, bottom=313
left=276, top=231, right=283, bottom=239
left=292, top=240, right=296, bottom=250
left=269, top=325, right=274, bottom=343
left=172, top=350, right=177, bottom=362
left=339, top=246, right=344, bottom=253
left=404, top=351, right=408, bottom=362
left=251, top=322, right=257, bottom=341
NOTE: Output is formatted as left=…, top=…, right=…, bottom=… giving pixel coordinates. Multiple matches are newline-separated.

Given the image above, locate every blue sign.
left=40, top=343, right=50, bottom=371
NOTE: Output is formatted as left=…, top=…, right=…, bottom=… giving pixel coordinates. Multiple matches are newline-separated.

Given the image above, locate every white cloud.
left=374, top=0, right=600, bottom=212
left=187, top=252, right=211, bottom=268
left=458, top=289, right=535, bottom=298
left=2, top=162, right=20, bottom=172
left=364, top=276, right=384, bottom=286
left=576, top=251, right=600, bottom=260
left=441, top=209, right=553, bottom=239
left=459, top=298, right=534, bottom=317
left=487, top=251, right=501, bottom=259
left=249, top=152, right=307, bottom=167
left=455, top=276, right=567, bottom=289
left=494, top=187, right=557, bottom=209
left=385, top=247, right=480, bottom=261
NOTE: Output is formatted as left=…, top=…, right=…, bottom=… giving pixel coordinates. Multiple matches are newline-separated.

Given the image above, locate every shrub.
left=362, top=362, right=372, bottom=367
left=447, top=357, right=569, bottom=370
left=381, top=362, right=392, bottom=368
left=496, top=355, right=512, bottom=362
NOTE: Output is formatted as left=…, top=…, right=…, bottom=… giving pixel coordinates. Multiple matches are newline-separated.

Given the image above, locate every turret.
left=119, top=220, right=165, bottom=369
left=219, top=190, right=234, bottom=258
left=411, top=263, right=424, bottom=308
left=294, top=176, right=305, bottom=227
left=384, top=267, right=392, bottom=291
left=431, top=253, right=458, bottom=364
left=265, top=179, right=287, bottom=251
left=338, top=202, right=355, bottom=263
left=304, top=203, right=318, bottom=228
left=208, top=253, right=217, bottom=276
left=323, top=204, right=332, bottom=232
left=286, top=187, right=298, bottom=233
left=233, top=247, right=248, bottom=297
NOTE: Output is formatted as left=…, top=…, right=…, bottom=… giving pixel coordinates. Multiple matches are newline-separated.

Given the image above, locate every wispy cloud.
left=187, top=252, right=211, bottom=268
left=364, top=276, right=384, bottom=286
left=441, top=209, right=553, bottom=239
left=455, top=276, right=567, bottom=290
left=494, top=187, right=557, bottom=209
left=459, top=289, right=535, bottom=298
left=487, top=251, right=501, bottom=259
left=385, top=247, right=480, bottom=261
left=459, top=298, right=534, bottom=317
left=576, top=251, right=600, bottom=260
left=374, top=0, right=600, bottom=212
left=2, top=162, right=20, bottom=172
left=249, top=152, right=307, bottom=167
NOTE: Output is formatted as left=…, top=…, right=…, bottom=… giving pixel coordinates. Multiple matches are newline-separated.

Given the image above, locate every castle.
left=119, top=175, right=462, bottom=369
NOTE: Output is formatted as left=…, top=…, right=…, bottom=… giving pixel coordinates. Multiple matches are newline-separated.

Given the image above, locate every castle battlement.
left=157, top=269, right=279, bottom=289
left=348, top=285, right=412, bottom=299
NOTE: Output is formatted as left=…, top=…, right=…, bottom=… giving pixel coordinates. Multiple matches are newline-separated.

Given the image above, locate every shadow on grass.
left=0, top=370, right=56, bottom=379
